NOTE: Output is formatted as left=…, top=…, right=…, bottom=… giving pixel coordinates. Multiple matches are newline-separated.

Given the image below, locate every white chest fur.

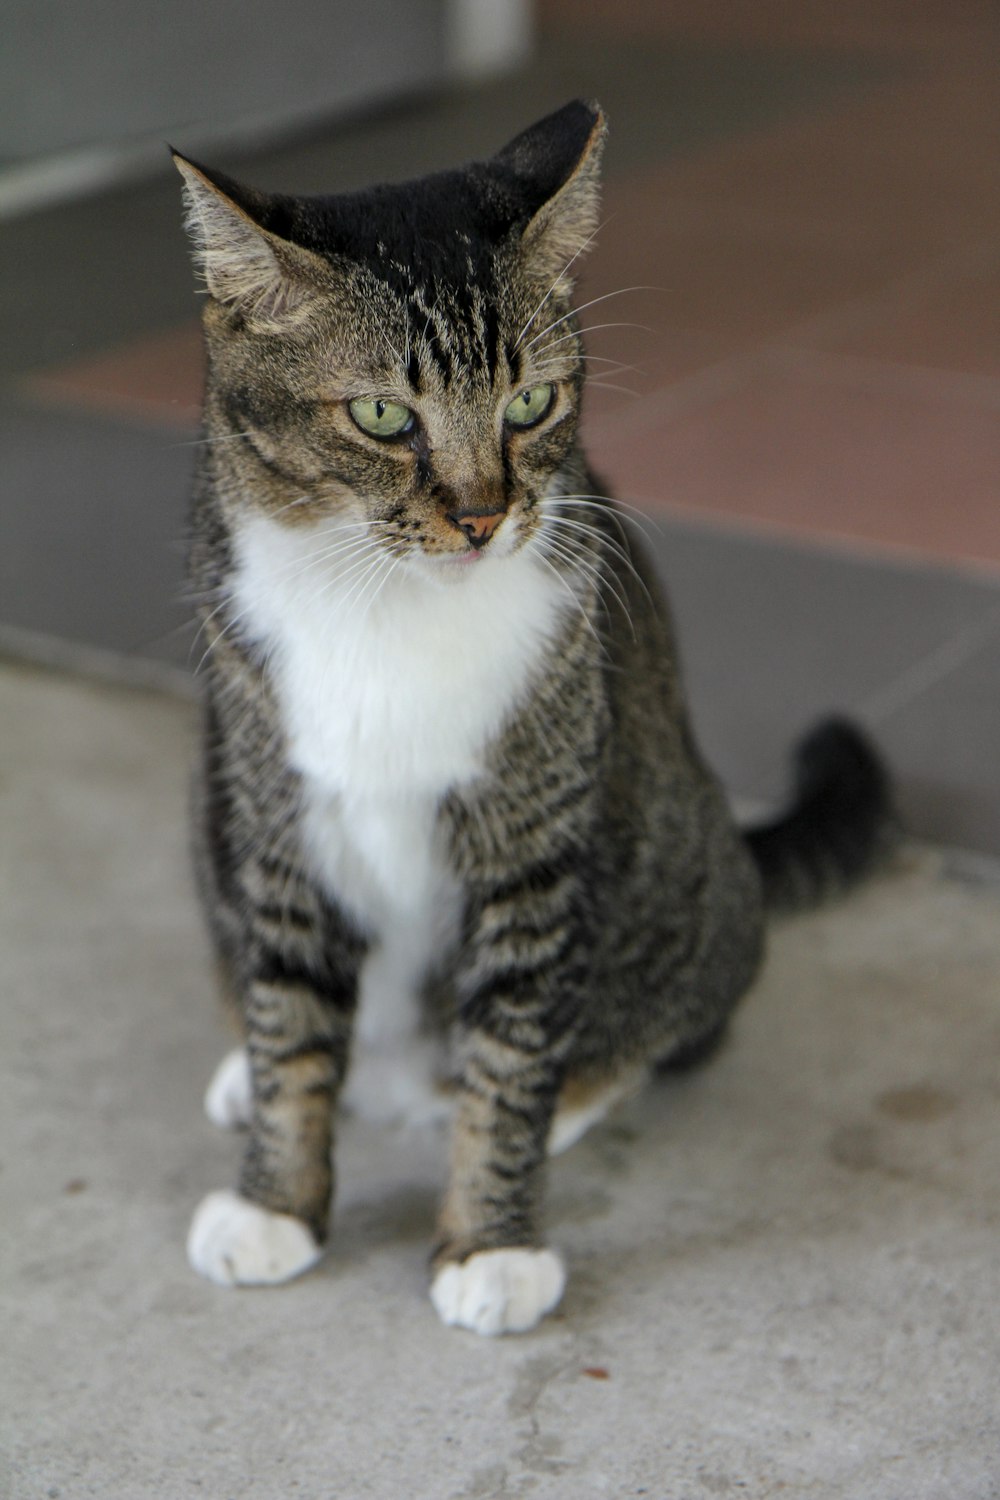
left=229, top=512, right=565, bottom=1047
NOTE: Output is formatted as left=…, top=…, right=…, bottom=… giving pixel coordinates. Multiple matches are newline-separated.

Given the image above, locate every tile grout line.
left=587, top=234, right=1000, bottom=442
left=765, top=345, right=1000, bottom=413
left=586, top=344, right=780, bottom=440
left=854, top=601, right=1000, bottom=727
left=774, top=235, right=1000, bottom=349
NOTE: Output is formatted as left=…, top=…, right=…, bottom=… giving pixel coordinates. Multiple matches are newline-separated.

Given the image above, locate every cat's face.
left=200, top=252, right=586, bottom=577
left=177, top=101, right=606, bottom=578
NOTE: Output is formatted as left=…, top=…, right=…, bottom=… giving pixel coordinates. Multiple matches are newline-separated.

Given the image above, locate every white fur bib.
left=229, top=511, right=567, bottom=1051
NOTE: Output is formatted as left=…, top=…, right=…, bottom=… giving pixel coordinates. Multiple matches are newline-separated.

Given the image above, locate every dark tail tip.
left=745, top=717, right=898, bottom=914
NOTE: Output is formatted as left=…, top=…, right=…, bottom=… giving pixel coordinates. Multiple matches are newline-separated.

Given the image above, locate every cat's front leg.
left=188, top=919, right=360, bottom=1288
left=430, top=882, right=586, bottom=1334
left=431, top=1037, right=568, bottom=1335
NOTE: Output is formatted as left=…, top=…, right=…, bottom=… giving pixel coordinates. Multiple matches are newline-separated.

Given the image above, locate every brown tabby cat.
left=174, top=100, right=891, bottom=1334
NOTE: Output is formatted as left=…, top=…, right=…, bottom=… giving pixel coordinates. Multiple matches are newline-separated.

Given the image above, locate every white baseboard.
left=446, top=0, right=532, bottom=78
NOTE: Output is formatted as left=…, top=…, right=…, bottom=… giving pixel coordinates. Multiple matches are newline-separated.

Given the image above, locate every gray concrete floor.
left=2, top=662, right=999, bottom=1499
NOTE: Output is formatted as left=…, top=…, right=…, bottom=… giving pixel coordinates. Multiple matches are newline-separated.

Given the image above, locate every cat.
left=173, top=99, right=892, bottom=1335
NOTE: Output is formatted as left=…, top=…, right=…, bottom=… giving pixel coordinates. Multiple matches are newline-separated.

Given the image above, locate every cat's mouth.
left=417, top=546, right=491, bottom=582
left=411, top=535, right=518, bottom=585
left=419, top=512, right=528, bottom=573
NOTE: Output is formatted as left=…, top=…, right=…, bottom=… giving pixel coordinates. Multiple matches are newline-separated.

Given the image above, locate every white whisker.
left=529, top=537, right=608, bottom=661
left=357, top=552, right=402, bottom=624
left=168, top=430, right=255, bottom=450
left=583, top=380, right=640, bottom=397
left=190, top=519, right=393, bottom=672
left=512, top=218, right=608, bottom=352
left=320, top=549, right=392, bottom=620
left=524, top=287, right=659, bottom=353
left=538, top=508, right=633, bottom=571
left=540, top=527, right=636, bottom=640
left=533, top=353, right=641, bottom=375
left=551, top=493, right=659, bottom=545
left=539, top=507, right=656, bottom=619
left=521, top=322, right=656, bottom=370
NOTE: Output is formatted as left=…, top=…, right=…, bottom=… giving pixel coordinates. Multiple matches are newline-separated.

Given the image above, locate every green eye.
left=504, top=383, right=555, bottom=429
left=348, top=397, right=415, bottom=439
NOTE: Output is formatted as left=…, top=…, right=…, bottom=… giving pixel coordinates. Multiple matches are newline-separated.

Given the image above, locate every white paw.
left=187, top=1190, right=322, bottom=1287
left=204, top=1047, right=252, bottom=1129
left=342, top=1044, right=453, bottom=1130
left=430, top=1247, right=566, bottom=1336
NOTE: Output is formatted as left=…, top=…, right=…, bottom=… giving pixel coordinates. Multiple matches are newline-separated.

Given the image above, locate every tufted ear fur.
left=501, top=101, right=607, bottom=294
left=173, top=152, right=328, bottom=330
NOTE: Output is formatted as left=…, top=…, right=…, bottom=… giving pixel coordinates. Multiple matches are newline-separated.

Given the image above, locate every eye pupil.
left=375, top=400, right=386, bottom=420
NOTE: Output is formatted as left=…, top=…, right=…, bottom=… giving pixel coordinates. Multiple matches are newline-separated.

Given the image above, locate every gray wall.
left=1, top=0, right=451, bottom=164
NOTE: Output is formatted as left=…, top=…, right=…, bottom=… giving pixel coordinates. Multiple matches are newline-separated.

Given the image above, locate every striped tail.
left=745, top=718, right=897, bottom=914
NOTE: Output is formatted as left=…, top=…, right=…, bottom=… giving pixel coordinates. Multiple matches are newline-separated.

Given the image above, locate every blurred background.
left=1, top=0, right=998, bottom=857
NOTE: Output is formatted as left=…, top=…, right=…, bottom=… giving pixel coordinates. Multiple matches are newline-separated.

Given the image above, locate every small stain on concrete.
left=876, top=1083, right=956, bottom=1123
left=829, top=1121, right=880, bottom=1172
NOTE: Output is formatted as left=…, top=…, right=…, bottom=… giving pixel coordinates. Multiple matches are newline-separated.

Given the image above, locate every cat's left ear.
left=499, top=100, right=608, bottom=292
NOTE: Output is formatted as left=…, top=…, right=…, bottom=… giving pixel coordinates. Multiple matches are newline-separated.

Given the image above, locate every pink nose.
left=448, top=510, right=505, bottom=548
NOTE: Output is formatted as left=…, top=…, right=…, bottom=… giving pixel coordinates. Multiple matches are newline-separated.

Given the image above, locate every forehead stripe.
left=423, top=317, right=454, bottom=385
left=481, top=299, right=500, bottom=383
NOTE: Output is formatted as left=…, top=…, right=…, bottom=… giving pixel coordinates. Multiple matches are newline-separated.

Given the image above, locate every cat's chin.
left=408, top=549, right=501, bottom=588
left=410, top=530, right=531, bottom=587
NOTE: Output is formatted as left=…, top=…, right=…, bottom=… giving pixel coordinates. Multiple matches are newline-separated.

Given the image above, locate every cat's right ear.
left=172, top=152, right=326, bottom=330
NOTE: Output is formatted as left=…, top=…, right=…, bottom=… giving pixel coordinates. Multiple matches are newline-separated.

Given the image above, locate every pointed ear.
left=172, top=152, right=326, bottom=330
left=500, top=101, right=607, bottom=292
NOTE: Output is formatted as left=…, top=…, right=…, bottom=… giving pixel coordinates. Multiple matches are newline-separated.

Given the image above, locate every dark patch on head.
left=423, top=316, right=455, bottom=385
left=481, top=301, right=501, bottom=382
left=181, top=100, right=601, bottom=306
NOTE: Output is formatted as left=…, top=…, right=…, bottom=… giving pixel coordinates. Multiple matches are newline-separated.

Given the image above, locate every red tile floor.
left=4, top=0, right=1000, bottom=854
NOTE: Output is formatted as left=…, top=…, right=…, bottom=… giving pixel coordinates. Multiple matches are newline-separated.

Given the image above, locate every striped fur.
left=176, top=102, right=892, bottom=1330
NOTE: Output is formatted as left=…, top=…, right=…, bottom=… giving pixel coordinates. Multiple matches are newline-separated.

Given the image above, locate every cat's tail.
left=743, top=718, right=897, bottom=914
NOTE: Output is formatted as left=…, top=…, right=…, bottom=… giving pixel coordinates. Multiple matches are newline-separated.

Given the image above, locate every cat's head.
left=175, top=100, right=606, bottom=576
